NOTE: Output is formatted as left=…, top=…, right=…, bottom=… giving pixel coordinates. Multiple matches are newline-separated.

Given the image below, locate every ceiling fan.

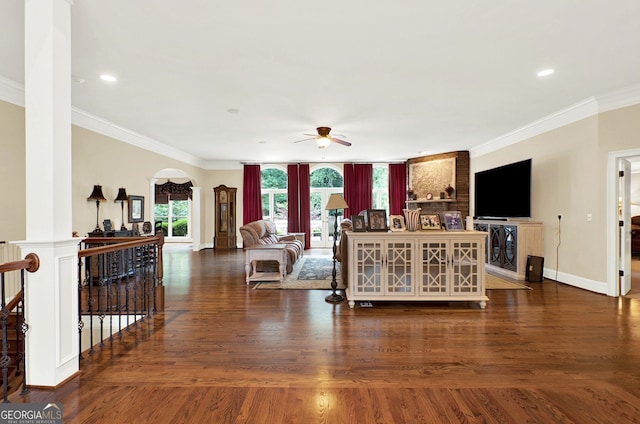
left=294, top=127, right=352, bottom=148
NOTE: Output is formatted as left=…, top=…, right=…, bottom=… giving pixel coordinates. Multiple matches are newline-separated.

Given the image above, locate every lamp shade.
left=325, top=193, right=349, bottom=210
left=317, top=136, right=331, bottom=148
left=115, top=187, right=128, bottom=202
left=87, top=185, right=106, bottom=201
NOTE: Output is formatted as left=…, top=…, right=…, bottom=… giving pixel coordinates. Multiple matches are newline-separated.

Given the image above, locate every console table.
left=346, top=231, right=488, bottom=309
left=244, top=244, right=287, bottom=284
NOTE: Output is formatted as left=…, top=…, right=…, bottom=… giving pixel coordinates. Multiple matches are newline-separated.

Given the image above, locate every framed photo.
left=365, top=209, right=388, bottom=232
left=389, top=215, right=406, bottom=231
left=351, top=215, right=366, bottom=232
left=420, top=214, right=441, bottom=230
left=128, top=195, right=144, bottom=223
left=426, top=193, right=433, bottom=200
left=442, top=211, right=464, bottom=231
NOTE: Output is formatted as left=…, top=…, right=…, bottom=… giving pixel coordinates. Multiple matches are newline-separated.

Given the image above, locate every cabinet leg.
left=348, top=300, right=355, bottom=309
left=478, top=300, right=487, bottom=309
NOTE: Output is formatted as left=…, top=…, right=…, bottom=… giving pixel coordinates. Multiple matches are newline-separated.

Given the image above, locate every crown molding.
left=470, top=97, right=599, bottom=158
left=471, top=85, right=640, bottom=158
left=597, top=84, right=640, bottom=113
left=0, top=75, right=25, bottom=107
left=70, top=108, right=208, bottom=169
left=3, top=75, right=639, bottom=167
left=0, top=75, right=209, bottom=169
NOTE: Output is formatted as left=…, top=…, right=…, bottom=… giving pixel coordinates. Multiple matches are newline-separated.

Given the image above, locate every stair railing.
left=77, top=234, right=163, bottom=359
left=0, top=253, right=40, bottom=402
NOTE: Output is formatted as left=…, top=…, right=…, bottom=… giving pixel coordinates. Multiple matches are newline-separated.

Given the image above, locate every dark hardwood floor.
left=11, top=245, right=640, bottom=423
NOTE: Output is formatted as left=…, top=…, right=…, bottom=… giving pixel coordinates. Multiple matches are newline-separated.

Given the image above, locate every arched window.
left=261, top=167, right=288, bottom=233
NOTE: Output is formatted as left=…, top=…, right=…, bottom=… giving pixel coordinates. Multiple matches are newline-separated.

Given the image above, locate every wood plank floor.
left=11, top=245, right=640, bottom=423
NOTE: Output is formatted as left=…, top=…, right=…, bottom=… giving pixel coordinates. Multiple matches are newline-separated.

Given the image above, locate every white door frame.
left=606, top=149, right=640, bottom=296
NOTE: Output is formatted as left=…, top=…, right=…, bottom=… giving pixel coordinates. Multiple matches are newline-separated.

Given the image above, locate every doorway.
left=310, top=166, right=344, bottom=248
left=608, top=151, right=640, bottom=297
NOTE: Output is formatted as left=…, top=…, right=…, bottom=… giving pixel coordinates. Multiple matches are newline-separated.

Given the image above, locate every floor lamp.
left=87, top=185, right=107, bottom=233
left=114, top=188, right=128, bottom=230
left=325, top=193, right=349, bottom=303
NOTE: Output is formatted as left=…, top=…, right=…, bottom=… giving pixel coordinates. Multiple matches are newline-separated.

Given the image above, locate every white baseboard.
left=542, top=268, right=607, bottom=295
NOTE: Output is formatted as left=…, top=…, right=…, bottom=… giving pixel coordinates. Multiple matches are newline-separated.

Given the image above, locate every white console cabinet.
left=346, top=231, right=488, bottom=309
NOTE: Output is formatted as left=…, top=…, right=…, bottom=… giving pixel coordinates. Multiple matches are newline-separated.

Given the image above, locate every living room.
left=4, top=1, right=640, bottom=412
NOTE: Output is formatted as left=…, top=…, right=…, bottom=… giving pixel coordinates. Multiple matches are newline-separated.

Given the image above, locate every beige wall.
left=72, top=126, right=212, bottom=239
left=472, top=104, right=640, bottom=290
left=0, top=101, right=26, bottom=241
left=0, top=99, right=245, bottom=247
left=471, top=116, right=605, bottom=285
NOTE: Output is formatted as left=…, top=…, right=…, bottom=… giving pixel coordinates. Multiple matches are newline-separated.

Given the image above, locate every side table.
left=244, top=244, right=288, bottom=284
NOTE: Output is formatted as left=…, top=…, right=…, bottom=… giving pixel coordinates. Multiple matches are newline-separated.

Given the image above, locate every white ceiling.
left=2, top=0, right=640, bottom=166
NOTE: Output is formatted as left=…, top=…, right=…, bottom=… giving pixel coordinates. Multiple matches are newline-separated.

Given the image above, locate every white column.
left=191, top=187, right=202, bottom=251
left=18, top=0, right=79, bottom=387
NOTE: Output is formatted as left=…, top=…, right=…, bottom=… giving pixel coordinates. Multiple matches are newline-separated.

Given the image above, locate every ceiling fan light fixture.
left=317, top=136, right=331, bottom=148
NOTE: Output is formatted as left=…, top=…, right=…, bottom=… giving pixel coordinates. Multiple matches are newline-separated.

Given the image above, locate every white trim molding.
left=471, top=86, right=640, bottom=158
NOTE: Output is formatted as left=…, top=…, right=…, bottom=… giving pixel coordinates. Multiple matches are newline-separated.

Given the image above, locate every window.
left=373, top=165, right=389, bottom=213
left=310, top=167, right=344, bottom=245
left=261, top=167, right=288, bottom=234
left=154, top=199, right=189, bottom=237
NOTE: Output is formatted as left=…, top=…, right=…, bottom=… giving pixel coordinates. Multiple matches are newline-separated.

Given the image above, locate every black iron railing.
left=0, top=253, right=40, bottom=403
left=77, top=234, right=163, bottom=358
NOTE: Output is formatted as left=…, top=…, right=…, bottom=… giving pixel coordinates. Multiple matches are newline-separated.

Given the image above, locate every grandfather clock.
left=214, top=185, right=237, bottom=249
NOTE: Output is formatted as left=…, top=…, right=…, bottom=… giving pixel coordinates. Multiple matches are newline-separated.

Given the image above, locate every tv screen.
left=474, top=159, right=532, bottom=219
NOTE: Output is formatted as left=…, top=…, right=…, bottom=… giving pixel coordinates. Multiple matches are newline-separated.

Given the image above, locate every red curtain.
left=287, top=164, right=300, bottom=232
left=242, top=164, right=263, bottom=224
left=287, top=164, right=311, bottom=249
left=298, top=164, right=311, bottom=249
left=343, top=163, right=373, bottom=218
left=388, top=163, right=407, bottom=215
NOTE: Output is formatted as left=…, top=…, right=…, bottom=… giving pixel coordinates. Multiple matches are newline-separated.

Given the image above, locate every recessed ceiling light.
left=537, top=69, right=555, bottom=77
left=227, top=108, right=240, bottom=114
left=100, top=74, right=117, bottom=82
left=258, top=140, right=267, bottom=144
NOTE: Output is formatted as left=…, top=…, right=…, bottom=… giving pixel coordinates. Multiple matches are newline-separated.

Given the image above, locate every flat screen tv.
left=474, top=158, right=532, bottom=219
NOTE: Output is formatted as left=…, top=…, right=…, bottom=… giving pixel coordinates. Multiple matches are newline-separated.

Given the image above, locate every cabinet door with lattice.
left=417, top=239, right=449, bottom=295
left=384, top=240, right=414, bottom=295
left=450, top=240, right=484, bottom=295
left=352, top=239, right=384, bottom=295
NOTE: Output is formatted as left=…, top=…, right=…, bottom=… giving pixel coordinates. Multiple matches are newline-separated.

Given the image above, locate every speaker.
left=526, top=255, right=544, bottom=282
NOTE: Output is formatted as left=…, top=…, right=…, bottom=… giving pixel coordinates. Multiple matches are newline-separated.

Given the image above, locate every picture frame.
left=442, top=211, right=464, bottom=231
left=351, top=215, right=366, bottom=232
left=365, top=209, right=388, bottom=232
left=128, top=195, right=144, bottom=223
left=389, top=215, right=406, bottom=231
left=420, top=214, right=441, bottom=230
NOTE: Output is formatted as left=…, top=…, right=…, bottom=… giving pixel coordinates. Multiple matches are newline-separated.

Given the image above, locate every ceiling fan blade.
left=330, top=137, right=352, bottom=147
left=293, top=137, right=316, bottom=143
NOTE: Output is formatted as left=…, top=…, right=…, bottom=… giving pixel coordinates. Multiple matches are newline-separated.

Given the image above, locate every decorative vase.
left=445, top=184, right=455, bottom=199
left=403, top=208, right=421, bottom=232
